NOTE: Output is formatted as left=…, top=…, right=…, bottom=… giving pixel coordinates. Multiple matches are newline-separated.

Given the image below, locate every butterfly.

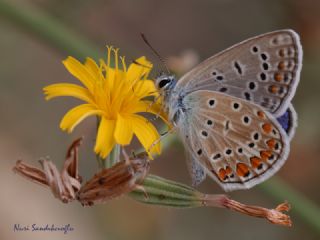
left=155, top=29, right=302, bottom=191
left=13, top=138, right=83, bottom=203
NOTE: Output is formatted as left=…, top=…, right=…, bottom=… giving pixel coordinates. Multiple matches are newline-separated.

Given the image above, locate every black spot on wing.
left=234, top=61, right=242, bottom=75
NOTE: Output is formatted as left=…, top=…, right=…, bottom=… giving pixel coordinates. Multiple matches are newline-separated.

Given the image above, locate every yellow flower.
left=44, top=47, right=167, bottom=158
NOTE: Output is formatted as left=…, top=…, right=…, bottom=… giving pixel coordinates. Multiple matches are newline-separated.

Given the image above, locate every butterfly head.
left=155, top=74, right=176, bottom=93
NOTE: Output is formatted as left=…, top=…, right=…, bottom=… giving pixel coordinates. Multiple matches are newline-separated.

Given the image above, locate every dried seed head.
left=13, top=138, right=83, bottom=203
left=77, top=152, right=150, bottom=206
left=200, top=194, right=292, bottom=227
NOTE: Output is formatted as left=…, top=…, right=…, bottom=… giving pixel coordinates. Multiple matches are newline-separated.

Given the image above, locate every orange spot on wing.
left=236, top=163, right=250, bottom=177
left=269, top=85, right=278, bottom=94
left=257, top=111, right=266, bottom=119
left=274, top=73, right=283, bottom=82
left=262, top=123, right=273, bottom=134
left=260, top=150, right=273, bottom=161
left=278, top=61, right=285, bottom=70
left=218, top=168, right=228, bottom=181
left=250, top=157, right=263, bottom=169
left=218, top=168, right=227, bottom=181
left=225, top=166, right=232, bottom=175
left=279, top=49, right=285, bottom=57
left=266, top=139, right=276, bottom=149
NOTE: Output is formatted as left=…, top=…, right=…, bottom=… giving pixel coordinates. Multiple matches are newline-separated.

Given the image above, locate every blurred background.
left=1, top=0, right=320, bottom=239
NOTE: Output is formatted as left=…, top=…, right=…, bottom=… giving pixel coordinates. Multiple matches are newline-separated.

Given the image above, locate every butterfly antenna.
left=140, top=33, right=170, bottom=74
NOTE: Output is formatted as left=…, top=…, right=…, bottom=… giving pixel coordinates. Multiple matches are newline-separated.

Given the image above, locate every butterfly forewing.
left=180, top=90, right=289, bottom=191
left=176, top=30, right=302, bottom=117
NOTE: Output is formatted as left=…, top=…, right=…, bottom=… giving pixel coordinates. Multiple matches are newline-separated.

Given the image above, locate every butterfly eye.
left=158, top=79, right=171, bottom=89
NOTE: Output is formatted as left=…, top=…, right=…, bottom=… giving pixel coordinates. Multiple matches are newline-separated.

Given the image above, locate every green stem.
left=129, top=175, right=292, bottom=227
left=95, top=117, right=105, bottom=169
left=1, top=0, right=319, bottom=234
left=128, top=175, right=203, bottom=208
left=95, top=154, right=104, bottom=169
left=0, top=0, right=101, bottom=60
left=105, top=144, right=121, bottom=168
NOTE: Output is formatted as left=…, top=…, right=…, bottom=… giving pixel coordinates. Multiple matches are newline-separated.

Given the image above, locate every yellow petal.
left=100, top=63, right=126, bottom=98
left=126, top=57, right=152, bottom=85
left=114, top=114, right=133, bottom=145
left=105, top=67, right=116, bottom=93
left=60, top=104, right=102, bottom=132
left=100, top=59, right=114, bottom=92
left=85, top=57, right=102, bottom=80
left=130, top=114, right=161, bottom=157
left=63, top=57, right=95, bottom=92
left=133, top=80, right=158, bottom=98
left=94, top=118, right=116, bottom=158
left=43, top=83, right=93, bottom=103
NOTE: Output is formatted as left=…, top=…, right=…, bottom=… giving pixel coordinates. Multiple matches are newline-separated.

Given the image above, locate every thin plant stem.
left=0, top=0, right=101, bottom=60
left=95, top=117, right=105, bottom=169
left=105, top=144, right=121, bottom=168
left=1, top=0, right=319, bottom=234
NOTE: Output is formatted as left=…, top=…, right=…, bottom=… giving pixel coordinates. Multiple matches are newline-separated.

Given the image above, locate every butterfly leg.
left=134, top=184, right=149, bottom=200
left=121, top=147, right=131, bottom=165
left=147, top=95, right=166, bottom=122
left=148, top=127, right=175, bottom=153
left=121, top=147, right=137, bottom=177
left=146, top=95, right=161, bottom=112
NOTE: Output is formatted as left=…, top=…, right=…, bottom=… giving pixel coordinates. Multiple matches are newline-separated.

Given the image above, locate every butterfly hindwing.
left=276, top=104, right=297, bottom=141
left=186, top=104, right=297, bottom=187
left=179, top=90, right=290, bottom=191
left=185, top=154, right=206, bottom=186
left=176, top=29, right=302, bottom=117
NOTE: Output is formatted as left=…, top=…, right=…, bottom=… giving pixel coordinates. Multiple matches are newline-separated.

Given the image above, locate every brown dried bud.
left=201, top=194, right=292, bottom=227
left=77, top=152, right=150, bottom=206
left=13, top=138, right=83, bottom=203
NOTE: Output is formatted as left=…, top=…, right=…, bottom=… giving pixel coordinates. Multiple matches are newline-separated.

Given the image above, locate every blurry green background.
left=1, top=0, right=320, bottom=239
